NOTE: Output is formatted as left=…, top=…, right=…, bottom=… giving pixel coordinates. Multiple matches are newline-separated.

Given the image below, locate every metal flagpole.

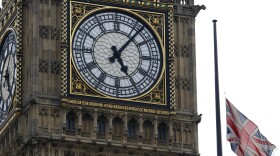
left=213, top=19, right=223, bottom=156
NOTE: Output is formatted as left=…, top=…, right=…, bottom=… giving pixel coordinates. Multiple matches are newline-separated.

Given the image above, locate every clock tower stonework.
left=0, top=0, right=205, bottom=156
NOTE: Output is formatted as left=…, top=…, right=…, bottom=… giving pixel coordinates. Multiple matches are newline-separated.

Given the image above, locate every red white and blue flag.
left=226, top=98, right=276, bottom=156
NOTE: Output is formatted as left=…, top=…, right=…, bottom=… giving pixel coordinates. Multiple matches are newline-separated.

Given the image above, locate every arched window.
left=97, top=115, right=106, bottom=134
left=158, top=122, right=167, bottom=141
left=173, top=127, right=181, bottom=143
left=183, top=128, right=191, bottom=144
left=112, top=116, right=123, bottom=140
left=143, top=120, right=153, bottom=139
left=66, top=111, right=76, bottom=130
left=82, top=113, right=92, bottom=132
left=128, top=118, right=137, bottom=138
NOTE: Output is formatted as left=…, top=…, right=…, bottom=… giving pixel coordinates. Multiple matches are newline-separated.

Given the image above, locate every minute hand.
left=118, top=26, right=144, bottom=54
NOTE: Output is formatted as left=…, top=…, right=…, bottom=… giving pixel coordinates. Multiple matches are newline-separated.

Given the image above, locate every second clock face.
left=0, top=32, right=16, bottom=121
left=72, top=9, right=163, bottom=98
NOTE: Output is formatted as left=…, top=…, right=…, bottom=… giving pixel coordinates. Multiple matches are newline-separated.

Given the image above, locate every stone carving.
left=39, top=59, right=49, bottom=73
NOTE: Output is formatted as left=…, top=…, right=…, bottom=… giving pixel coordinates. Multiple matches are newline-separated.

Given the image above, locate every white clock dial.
left=0, top=33, right=16, bottom=122
left=72, top=10, right=163, bottom=98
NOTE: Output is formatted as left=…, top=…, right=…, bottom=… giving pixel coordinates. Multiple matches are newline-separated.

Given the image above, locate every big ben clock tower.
left=0, top=0, right=205, bottom=156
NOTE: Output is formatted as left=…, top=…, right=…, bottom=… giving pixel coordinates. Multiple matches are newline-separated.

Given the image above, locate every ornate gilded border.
left=61, top=0, right=174, bottom=114
left=69, top=3, right=166, bottom=104
left=86, top=0, right=173, bottom=9
left=61, top=0, right=68, bottom=96
left=62, top=98, right=170, bottom=115
left=14, top=0, right=23, bottom=108
left=167, top=9, right=175, bottom=114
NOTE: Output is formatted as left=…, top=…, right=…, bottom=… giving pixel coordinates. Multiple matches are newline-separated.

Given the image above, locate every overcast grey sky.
left=195, top=0, right=280, bottom=155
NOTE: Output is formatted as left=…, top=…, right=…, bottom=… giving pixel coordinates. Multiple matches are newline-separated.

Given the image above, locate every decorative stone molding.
left=181, top=77, right=191, bottom=90
left=193, top=113, right=202, bottom=124
left=173, top=2, right=205, bottom=17
left=23, top=0, right=32, bottom=8
left=175, top=75, right=180, bottom=89
left=51, top=61, right=61, bottom=74
left=183, top=123, right=192, bottom=133
left=51, top=27, right=60, bottom=40
left=40, top=0, right=49, bottom=4
left=180, top=17, right=188, bottom=23
left=39, top=59, right=49, bottom=73
left=39, top=59, right=61, bottom=74
left=174, top=43, right=191, bottom=57
left=173, top=16, right=178, bottom=23
left=51, top=107, right=60, bottom=118
left=180, top=44, right=191, bottom=57
left=39, top=106, right=48, bottom=116
left=39, top=25, right=61, bottom=40
left=51, top=0, right=61, bottom=5
left=168, top=9, right=176, bottom=113
left=39, top=25, right=50, bottom=39
left=60, top=0, right=68, bottom=96
left=174, top=43, right=179, bottom=56
left=175, top=75, right=192, bottom=90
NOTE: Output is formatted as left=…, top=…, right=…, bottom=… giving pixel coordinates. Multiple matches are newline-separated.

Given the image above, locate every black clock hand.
left=109, top=46, right=128, bottom=75
left=3, top=72, right=11, bottom=92
left=109, top=26, right=144, bottom=74
left=117, top=26, right=144, bottom=55
left=109, top=46, right=118, bottom=63
left=3, top=55, right=12, bottom=89
left=6, top=78, right=11, bottom=92
left=117, top=57, right=128, bottom=75
left=6, top=70, right=11, bottom=92
left=3, top=69, right=9, bottom=88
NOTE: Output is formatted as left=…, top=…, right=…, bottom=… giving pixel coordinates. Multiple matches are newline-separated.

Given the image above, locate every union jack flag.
left=226, top=98, right=276, bottom=156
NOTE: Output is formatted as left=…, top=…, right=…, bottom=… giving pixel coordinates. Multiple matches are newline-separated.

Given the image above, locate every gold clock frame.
left=61, top=0, right=175, bottom=114
left=0, top=0, right=23, bottom=133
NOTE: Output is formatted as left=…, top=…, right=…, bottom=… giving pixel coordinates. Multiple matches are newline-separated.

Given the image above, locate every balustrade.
left=142, top=138, right=152, bottom=144
left=157, top=140, right=168, bottom=146
left=65, top=129, right=76, bottom=136
left=112, top=135, right=122, bottom=141
left=97, top=133, right=106, bottom=140
left=127, top=136, right=138, bottom=143
left=81, top=131, right=91, bottom=138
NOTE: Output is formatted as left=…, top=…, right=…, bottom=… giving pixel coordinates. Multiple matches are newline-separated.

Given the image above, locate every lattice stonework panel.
left=39, top=25, right=50, bottom=39
left=39, top=59, right=49, bottom=73
left=51, top=61, right=61, bottom=74
left=62, top=1, right=174, bottom=113
left=175, top=75, right=192, bottom=91
left=39, top=25, right=61, bottom=40
left=51, top=27, right=61, bottom=40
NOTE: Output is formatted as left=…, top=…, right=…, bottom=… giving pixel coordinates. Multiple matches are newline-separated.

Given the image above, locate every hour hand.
left=117, top=58, right=128, bottom=75
left=3, top=76, right=11, bottom=92
left=109, top=56, right=115, bottom=63
left=6, top=79, right=11, bottom=92
left=3, top=71, right=9, bottom=87
left=109, top=46, right=118, bottom=63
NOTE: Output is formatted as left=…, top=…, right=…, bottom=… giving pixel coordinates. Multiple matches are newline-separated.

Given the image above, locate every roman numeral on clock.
left=79, top=61, right=96, bottom=72
left=139, top=68, right=147, bottom=76
left=98, top=73, right=107, bottom=82
left=115, top=79, right=120, bottom=88
left=141, top=56, right=151, bottom=60
left=86, top=61, right=96, bottom=69
left=78, top=28, right=96, bottom=41
left=83, top=47, right=93, bottom=54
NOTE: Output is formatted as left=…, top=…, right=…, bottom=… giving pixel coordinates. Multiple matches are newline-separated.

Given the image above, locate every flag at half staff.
left=226, top=98, right=276, bottom=156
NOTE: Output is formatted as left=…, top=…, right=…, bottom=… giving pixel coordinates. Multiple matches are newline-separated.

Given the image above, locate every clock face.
left=0, top=33, right=16, bottom=122
left=72, top=10, right=163, bottom=98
